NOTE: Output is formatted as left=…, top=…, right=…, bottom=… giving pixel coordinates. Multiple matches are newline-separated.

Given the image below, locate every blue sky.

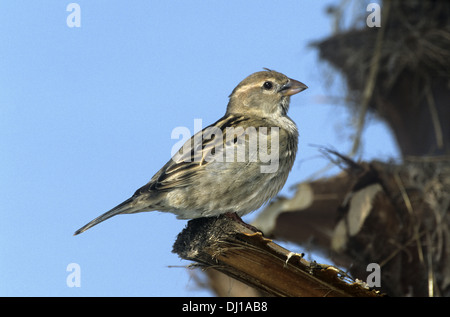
left=0, top=1, right=394, bottom=296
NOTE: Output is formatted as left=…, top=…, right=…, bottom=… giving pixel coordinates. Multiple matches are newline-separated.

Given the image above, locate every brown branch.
left=172, top=215, right=383, bottom=297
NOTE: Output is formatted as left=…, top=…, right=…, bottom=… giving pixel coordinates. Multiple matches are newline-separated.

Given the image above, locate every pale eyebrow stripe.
left=235, top=81, right=263, bottom=94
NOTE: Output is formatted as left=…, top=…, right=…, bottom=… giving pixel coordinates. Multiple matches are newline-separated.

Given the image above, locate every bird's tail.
left=74, top=197, right=144, bottom=235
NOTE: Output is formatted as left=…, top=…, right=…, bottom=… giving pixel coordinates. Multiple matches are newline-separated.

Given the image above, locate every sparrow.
left=74, top=69, right=307, bottom=235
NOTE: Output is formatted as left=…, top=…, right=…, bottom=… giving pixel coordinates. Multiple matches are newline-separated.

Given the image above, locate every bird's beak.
left=279, top=78, right=308, bottom=96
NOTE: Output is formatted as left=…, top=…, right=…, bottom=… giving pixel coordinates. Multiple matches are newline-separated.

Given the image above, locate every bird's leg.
left=223, top=212, right=263, bottom=234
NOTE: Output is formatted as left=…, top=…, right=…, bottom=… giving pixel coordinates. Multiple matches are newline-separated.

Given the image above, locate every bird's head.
left=227, top=69, right=307, bottom=117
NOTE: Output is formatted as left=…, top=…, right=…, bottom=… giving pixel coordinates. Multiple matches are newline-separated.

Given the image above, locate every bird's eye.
left=263, top=81, right=273, bottom=90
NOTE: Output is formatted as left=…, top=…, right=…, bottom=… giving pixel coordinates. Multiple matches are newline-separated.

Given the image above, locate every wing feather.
left=135, top=114, right=250, bottom=194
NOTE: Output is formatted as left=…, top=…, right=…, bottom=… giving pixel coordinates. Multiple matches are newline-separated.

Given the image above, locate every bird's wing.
left=135, top=114, right=250, bottom=194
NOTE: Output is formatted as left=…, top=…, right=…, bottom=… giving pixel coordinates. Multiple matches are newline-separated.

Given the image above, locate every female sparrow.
left=74, top=69, right=307, bottom=235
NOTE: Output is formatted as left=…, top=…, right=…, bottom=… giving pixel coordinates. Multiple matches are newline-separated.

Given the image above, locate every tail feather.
left=74, top=197, right=140, bottom=235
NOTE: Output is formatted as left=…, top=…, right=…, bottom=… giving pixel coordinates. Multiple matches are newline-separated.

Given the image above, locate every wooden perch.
left=252, top=156, right=450, bottom=297
left=172, top=215, right=383, bottom=297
